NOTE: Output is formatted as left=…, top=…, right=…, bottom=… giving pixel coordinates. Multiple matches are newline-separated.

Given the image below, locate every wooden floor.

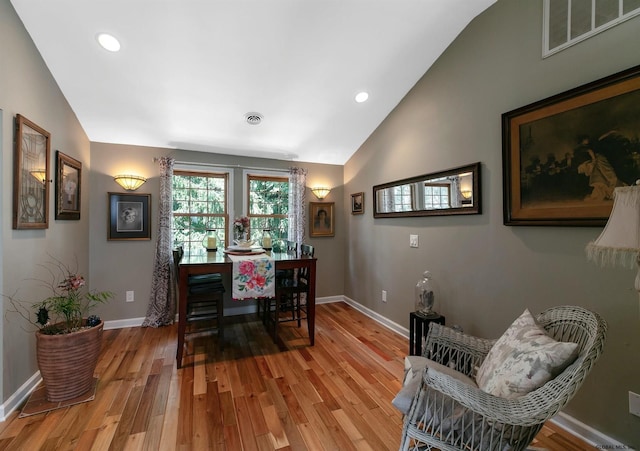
left=0, top=302, right=597, bottom=450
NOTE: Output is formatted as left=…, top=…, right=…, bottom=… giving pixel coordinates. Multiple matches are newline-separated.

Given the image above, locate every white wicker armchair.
left=400, top=305, right=607, bottom=451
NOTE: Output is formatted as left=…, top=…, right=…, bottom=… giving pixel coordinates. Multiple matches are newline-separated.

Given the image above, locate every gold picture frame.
left=502, top=64, right=640, bottom=226
left=309, top=202, right=334, bottom=237
left=13, top=114, right=50, bottom=229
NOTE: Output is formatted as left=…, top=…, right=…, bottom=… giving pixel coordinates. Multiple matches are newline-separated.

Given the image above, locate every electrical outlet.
left=382, top=290, right=387, bottom=303
left=126, top=291, right=134, bottom=302
left=409, top=234, right=419, bottom=248
left=630, top=391, right=640, bottom=417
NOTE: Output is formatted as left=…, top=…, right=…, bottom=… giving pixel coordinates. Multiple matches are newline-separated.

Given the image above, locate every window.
left=544, top=0, right=640, bottom=56
left=172, top=171, right=229, bottom=254
left=246, top=173, right=289, bottom=252
left=424, top=183, right=451, bottom=210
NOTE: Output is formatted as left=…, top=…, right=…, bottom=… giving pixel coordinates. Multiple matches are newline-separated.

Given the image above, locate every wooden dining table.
left=177, top=249, right=317, bottom=368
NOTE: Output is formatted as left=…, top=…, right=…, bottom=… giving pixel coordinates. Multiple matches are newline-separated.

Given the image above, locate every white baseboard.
left=341, top=295, right=409, bottom=338
left=2, top=295, right=627, bottom=449
left=0, top=371, right=41, bottom=421
left=550, top=412, right=634, bottom=450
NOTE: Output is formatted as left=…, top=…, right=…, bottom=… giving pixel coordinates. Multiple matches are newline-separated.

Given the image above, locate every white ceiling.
left=11, top=0, right=495, bottom=165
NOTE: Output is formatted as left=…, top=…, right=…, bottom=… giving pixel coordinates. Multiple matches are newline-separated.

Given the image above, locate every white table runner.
left=228, top=253, right=275, bottom=300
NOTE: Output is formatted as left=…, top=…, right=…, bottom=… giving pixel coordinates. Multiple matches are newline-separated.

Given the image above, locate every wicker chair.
left=400, top=305, right=607, bottom=451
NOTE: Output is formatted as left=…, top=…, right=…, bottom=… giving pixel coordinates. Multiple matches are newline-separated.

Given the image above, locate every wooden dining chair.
left=258, top=240, right=298, bottom=323
left=266, top=243, right=314, bottom=339
left=175, top=246, right=225, bottom=368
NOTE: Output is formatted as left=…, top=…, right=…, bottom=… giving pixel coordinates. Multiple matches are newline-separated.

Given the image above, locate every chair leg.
left=296, top=293, right=302, bottom=328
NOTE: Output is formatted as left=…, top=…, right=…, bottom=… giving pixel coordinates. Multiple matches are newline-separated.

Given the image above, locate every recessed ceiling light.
left=96, top=33, right=121, bottom=52
left=355, top=92, right=369, bottom=103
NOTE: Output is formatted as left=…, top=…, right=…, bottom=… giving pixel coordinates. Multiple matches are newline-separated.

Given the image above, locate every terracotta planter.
left=35, top=320, right=103, bottom=402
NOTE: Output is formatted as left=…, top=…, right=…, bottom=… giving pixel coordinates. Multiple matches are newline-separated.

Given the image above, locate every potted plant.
left=4, top=257, right=112, bottom=402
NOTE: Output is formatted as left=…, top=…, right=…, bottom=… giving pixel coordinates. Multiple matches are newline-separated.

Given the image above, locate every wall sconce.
left=114, top=174, right=147, bottom=191
left=461, top=190, right=472, bottom=199
left=311, top=187, right=331, bottom=200
left=30, top=170, right=49, bottom=184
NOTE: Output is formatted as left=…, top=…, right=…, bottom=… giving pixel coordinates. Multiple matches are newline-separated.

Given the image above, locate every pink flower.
left=253, top=274, right=266, bottom=287
left=238, top=261, right=255, bottom=276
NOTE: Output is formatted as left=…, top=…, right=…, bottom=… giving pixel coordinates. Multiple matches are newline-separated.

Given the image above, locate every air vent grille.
left=245, top=112, right=263, bottom=125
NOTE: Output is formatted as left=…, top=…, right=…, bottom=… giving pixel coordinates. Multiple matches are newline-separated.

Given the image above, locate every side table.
left=409, top=312, right=445, bottom=356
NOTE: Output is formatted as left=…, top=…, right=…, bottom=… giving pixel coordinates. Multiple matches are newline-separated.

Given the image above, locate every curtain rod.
left=153, top=158, right=289, bottom=173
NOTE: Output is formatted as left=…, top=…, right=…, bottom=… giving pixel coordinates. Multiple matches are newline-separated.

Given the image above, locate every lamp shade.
left=114, top=174, right=146, bottom=191
left=586, top=184, right=640, bottom=269
left=311, top=187, right=331, bottom=200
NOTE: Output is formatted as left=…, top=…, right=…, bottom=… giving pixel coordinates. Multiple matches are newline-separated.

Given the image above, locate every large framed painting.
left=309, top=202, right=335, bottom=237
left=55, top=151, right=81, bottom=220
left=502, top=64, right=640, bottom=226
left=108, top=193, right=151, bottom=240
left=13, top=114, right=51, bottom=229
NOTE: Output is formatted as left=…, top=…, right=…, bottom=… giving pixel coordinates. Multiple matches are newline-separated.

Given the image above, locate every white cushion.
left=476, top=309, right=579, bottom=399
left=392, top=357, right=477, bottom=414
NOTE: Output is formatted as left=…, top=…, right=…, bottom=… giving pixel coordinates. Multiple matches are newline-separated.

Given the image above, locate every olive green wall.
left=1, top=0, right=92, bottom=406
left=344, top=0, right=639, bottom=447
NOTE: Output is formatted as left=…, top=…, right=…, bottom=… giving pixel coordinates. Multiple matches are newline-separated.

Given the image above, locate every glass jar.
left=202, top=229, right=218, bottom=252
left=262, top=228, right=272, bottom=250
left=415, top=270, right=437, bottom=317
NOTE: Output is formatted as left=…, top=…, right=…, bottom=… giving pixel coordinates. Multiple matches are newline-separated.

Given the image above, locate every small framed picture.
left=309, top=202, right=335, bottom=237
left=108, top=193, right=151, bottom=240
left=55, top=151, right=81, bottom=220
left=351, top=192, right=364, bottom=215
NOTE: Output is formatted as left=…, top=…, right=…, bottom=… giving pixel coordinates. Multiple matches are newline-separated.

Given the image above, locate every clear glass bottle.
left=202, top=229, right=218, bottom=252
left=415, top=270, right=436, bottom=317
left=262, top=228, right=272, bottom=250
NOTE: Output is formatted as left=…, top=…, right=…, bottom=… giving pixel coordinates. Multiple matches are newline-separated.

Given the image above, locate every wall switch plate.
left=630, top=391, right=640, bottom=417
left=409, top=234, right=419, bottom=248
left=126, top=291, right=135, bottom=302
left=382, top=290, right=387, bottom=303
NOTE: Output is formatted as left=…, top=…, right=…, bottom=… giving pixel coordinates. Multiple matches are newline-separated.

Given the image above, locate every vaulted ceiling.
left=11, top=0, right=495, bottom=165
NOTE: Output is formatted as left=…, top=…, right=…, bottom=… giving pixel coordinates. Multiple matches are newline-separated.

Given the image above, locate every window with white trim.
left=172, top=170, right=229, bottom=254
left=246, top=173, right=289, bottom=252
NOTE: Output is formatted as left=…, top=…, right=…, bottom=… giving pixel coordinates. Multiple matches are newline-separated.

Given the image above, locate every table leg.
left=307, top=258, right=316, bottom=346
left=177, top=267, right=188, bottom=369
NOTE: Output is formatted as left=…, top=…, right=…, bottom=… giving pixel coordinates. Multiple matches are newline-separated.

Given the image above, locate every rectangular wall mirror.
left=373, top=162, right=481, bottom=218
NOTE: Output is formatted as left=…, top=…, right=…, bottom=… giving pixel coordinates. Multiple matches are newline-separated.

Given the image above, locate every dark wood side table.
left=409, top=312, right=445, bottom=356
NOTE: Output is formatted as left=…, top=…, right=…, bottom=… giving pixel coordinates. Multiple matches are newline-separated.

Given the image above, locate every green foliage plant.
left=4, top=256, right=113, bottom=335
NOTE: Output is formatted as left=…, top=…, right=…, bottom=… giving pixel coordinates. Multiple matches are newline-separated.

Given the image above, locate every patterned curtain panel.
left=288, top=167, right=307, bottom=245
left=142, top=157, right=175, bottom=327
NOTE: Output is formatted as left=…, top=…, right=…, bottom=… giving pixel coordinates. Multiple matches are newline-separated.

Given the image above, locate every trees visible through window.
left=247, top=174, right=289, bottom=252
left=172, top=171, right=228, bottom=254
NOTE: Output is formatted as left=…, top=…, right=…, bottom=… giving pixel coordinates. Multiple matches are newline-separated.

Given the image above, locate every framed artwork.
left=13, top=114, right=50, bottom=229
left=351, top=192, right=364, bottom=215
left=503, top=64, right=640, bottom=226
left=55, top=151, right=81, bottom=220
left=309, top=202, right=335, bottom=237
left=108, top=193, right=151, bottom=240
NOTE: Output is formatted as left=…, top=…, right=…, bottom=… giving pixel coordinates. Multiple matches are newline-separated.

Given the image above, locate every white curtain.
left=288, top=167, right=307, bottom=244
left=142, top=157, right=175, bottom=327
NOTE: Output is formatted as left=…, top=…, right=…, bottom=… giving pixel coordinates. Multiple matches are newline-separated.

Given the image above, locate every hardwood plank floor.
left=0, top=302, right=597, bottom=450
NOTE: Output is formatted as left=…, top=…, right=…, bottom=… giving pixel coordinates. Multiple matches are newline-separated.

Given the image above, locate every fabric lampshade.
left=586, top=184, right=640, bottom=269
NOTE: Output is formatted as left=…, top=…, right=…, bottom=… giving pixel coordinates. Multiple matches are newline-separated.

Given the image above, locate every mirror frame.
left=372, top=162, right=481, bottom=218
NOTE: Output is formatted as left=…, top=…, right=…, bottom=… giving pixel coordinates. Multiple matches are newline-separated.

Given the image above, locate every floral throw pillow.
left=476, top=309, right=579, bottom=399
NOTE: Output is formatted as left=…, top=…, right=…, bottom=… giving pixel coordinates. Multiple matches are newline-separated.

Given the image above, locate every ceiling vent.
left=245, top=112, right=263, bottom=125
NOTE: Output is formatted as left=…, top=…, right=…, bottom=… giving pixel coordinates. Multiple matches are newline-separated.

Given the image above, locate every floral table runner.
left=228, top=253, right=275, bottom=300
